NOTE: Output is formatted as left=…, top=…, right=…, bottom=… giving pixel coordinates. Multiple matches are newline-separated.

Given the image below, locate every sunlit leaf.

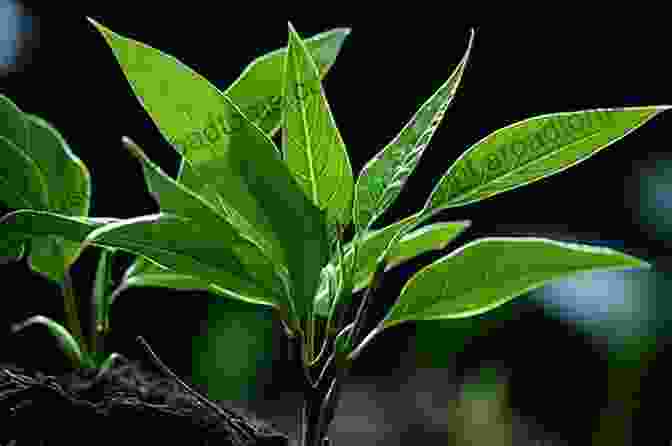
left=283, top=21, right=354, bottom=230
left=384, top=237, right=650, bottom=328
left=88, top=18, right=330, bottom=321
left=225, top=27, right=351, bottom=135
left=354, top=29, right=474, bottom=232
left=427, top=106, right=671, bottom=212
left=313, top=214, right=470, bottom=316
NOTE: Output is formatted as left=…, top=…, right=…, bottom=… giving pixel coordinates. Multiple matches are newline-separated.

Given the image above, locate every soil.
left=0, top=357, right=289, bottom=445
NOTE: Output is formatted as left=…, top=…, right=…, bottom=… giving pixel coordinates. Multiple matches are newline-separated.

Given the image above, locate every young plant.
left=0, top=94, right=125, bottom=372
left=0, top=19, right=667, bottom=446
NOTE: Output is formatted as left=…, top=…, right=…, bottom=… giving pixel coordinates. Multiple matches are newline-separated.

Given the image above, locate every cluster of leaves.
left=0, top=93, right=120, bottom=369
left=0, top=18, right=668, bottom=445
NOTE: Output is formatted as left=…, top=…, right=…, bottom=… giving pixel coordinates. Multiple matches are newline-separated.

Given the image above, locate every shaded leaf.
left=22, top=114, right=92, bottom=283
left=0, top=210, right=115, bottom=268
left=11, top=315, right=88, bottom=369
left=112, top=137, right=288, bottom=308
left=0, top=135, right=48, bottom=212
left=0, top=94, right=92, bottom=284
left=83, top=213, right=288, bottom=307
left=93, top=248, right=117, bottom=335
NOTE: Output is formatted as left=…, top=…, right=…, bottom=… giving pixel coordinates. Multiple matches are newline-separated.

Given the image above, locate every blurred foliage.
left=191, top=299, right=276, bottom=402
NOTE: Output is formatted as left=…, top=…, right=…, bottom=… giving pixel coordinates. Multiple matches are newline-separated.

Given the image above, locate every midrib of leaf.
left=293, top=48, right=320, bottom=204
left=437, top=122, right=604, bottom=207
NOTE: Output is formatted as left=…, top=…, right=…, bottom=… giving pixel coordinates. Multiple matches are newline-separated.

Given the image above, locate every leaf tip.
left=121, top=135, right=145, bottom=162
left=86, top=16, right=107, bottom=33
left=11, top=315, right=44, bottom=334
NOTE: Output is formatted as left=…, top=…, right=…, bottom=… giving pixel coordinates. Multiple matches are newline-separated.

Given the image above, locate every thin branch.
left=136, top=336, right=255, bottom=442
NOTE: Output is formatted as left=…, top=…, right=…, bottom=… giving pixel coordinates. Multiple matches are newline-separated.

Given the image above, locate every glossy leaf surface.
left=89, top=19, right=330, bottom=320
left=384, top=237, right=650, bottom=328
left=427, top=107, right=670, bottom=212
left=354, top=29, right=474, bottom=231
left=283, top=22, right=354, bottom=228
left=313, top=215, right=470, bottom=316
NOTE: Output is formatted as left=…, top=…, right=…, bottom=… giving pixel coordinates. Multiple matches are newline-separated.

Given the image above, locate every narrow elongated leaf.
left=354, top=29, right=474, bottom=232
left=313, top=214, right=470, bottom=316
left=93, top=248, right=117, bottom=335
left=83, top=213, right=288, bottom=307
left=120, top=27, right=349, bottom=307
left=0, top=210, right=115, bottom=267
left=119, top=268, right=232, bottom=299
left=114, top=137, right=287, bottom=307
left=225, top=27, right=351, bottom=135
left=11, top=315, right=87, bottom=369
left=88, top=19, right=330, bottom=321
left=383, top=237, right=650, bottom=328
left=426, top=106, right=671, bottom=212
left=283, top=22, right=354, bottom=229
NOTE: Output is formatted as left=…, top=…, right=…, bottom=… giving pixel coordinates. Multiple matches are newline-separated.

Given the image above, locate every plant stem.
left=348, top=259, right=385, bottom=348
left=62, top=270, right=88, bottom=356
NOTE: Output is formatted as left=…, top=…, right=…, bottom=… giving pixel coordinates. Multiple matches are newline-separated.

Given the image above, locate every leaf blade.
left=119, top=137, right=288, bottom=308
left=22, top=114, right=92, bottom=283
left=354, top=29, right=474, bottom=231
left=0, top=94, right=92, bottom=284
left=313, top=215, right=470, bottom=316
left=225, top=27, right=351, bottom=135
left=384, top=237, right=650, bottom=328
left=283, top=22, right=354, bottom=229
left=88, top=19, right=330, bottom=321
left=426, top=106, right=671, bottom=212
left=11, top=315, right=88, bottom=369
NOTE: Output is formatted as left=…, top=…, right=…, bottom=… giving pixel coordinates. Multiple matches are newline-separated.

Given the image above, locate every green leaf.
left=0, top=135, right=48, bottom=212
left=109, top=137, right=288, bottom=308
left=119, top=266, right=233, bottom=300
left=93, top=248, right=116, bottom=335
left=354, top=29, right=474, bottom=232
left=383, top=237, right=650, bottom=329
left=171, top=27, right=349, bottom=262
left=11, top=315, right=88, bottom=369
left=88, top=18, right=330, bottom=321
left=0, top=210, right=116, bottom=268
left=84, top=213, right=290, bottom=307
left=118, top=25, right=350, bottom=313
left=225, top=27, right=351, bottom=135
left=283, top=22, right=354, bottom=230
left=313, top=214, right=470, bottom=317
left=426, top=106, right=671, bottom=212
left=22, top=114, right=92, bottom=283
left=0, top=94, right=92, bottom=284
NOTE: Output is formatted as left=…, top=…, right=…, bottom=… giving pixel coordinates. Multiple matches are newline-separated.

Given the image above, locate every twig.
left=135, top=336, right=255, bottom=442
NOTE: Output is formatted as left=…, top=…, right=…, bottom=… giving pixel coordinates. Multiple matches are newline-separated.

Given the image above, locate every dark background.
left=2, top=5, right=672, bottom=445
